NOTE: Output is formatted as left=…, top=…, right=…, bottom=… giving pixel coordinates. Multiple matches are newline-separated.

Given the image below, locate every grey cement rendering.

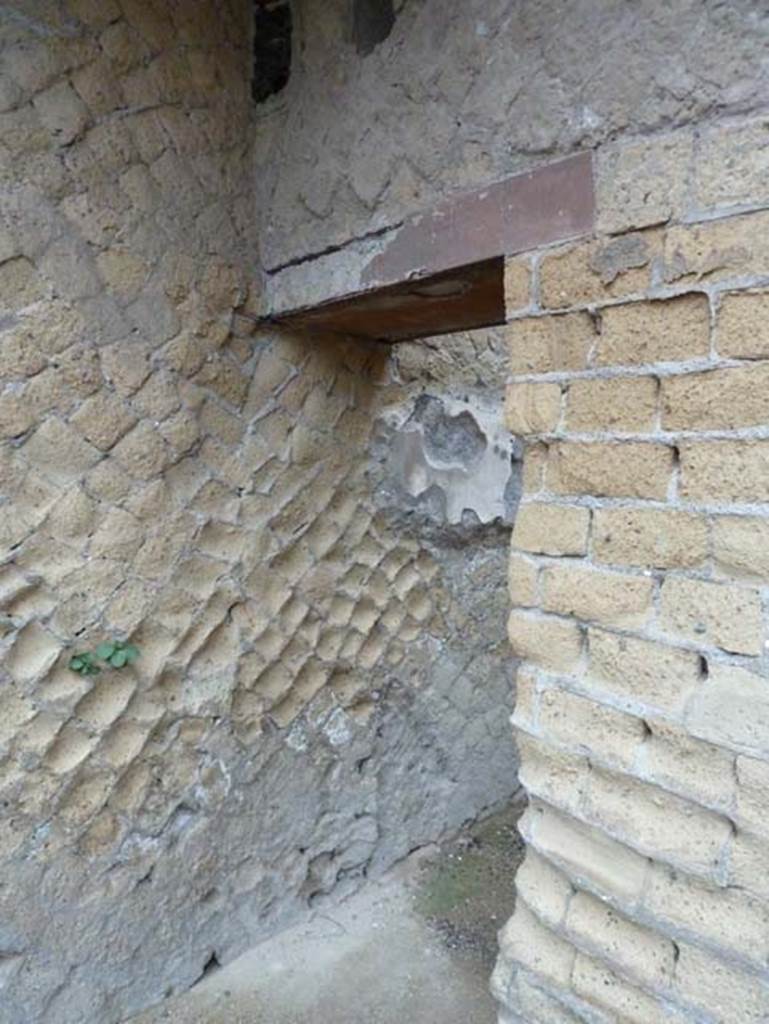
left=1, top=654, right=517, bottom=1024
left=257, top=0, right=769, bottom=308
left=129, top=803, right=526, bottom=1024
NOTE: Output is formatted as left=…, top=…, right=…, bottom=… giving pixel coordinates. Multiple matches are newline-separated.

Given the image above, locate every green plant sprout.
left=69, top=641, right=140, bottom=676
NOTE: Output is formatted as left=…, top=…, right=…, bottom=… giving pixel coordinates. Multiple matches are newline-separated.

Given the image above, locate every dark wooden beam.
left=264, top=257, right=505, bottom=344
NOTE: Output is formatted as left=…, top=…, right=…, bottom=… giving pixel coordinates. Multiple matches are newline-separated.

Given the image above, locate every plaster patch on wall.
left=373, top=395, right=520, bottom=527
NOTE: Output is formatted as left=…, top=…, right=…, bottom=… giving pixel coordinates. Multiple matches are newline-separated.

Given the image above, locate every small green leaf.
left=69, top=656, right=84, bottom=671
left=95, top=642, right=116, bottom=660
left=110, top=650, right=128, bottom=668
left=123, top=644, right=139, bottom=663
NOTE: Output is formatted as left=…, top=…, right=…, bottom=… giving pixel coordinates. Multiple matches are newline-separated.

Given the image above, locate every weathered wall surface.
left=493, top=120, right=769, bottom=1022
left=0, top=3, right=519, bottom=1022
left=258, top=0, right=769, bottom=309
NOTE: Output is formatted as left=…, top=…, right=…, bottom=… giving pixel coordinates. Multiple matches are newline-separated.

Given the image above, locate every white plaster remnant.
left=386, top=397, right=515, bottom=524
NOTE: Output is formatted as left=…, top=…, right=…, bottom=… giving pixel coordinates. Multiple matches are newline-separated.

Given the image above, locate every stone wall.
left=0, top=3, right=518, bottom=1021
left=493, top=119, right=769, bottom=1022
left=258, top=0, right=769, bottom=309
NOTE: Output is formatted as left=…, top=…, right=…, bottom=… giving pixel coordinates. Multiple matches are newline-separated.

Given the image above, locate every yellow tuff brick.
left=584, top=768, right=732, bottom=875
left=537, top=686, right=646, bottom=770
left=525, top=800, right=649, bottom=903
left=566, top=376, right=658, bottom=433
left=541, top=562, right=654, bottom=628
left=588, top=629, right=702, bottom=715
left=505, top=381, right=562, bottom=434
left=508, top=610, right=583, bottom=672
left=504, top=255, right=531, bottom=313
left=547, top=442, right=673, bottom=499
left=679, top=440, right=769, bottom=503
left=511, top=502, right=590, bottom=557
left=507, top=312, right=595, bottom=374
left=592, top=506, right=709, bottom=569
left=661, top=363, right=769, bottom=430
left=596, top=294, right=710, bottom=367
left=659, top=576, right=763, bottom=655
left=717, top=291, right=769, bottom=359
left=539, top=231, right=660, bottom=309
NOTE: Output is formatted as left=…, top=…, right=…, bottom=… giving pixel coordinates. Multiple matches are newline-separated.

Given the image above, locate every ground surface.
left=131, top=801, right=525, bottom=1024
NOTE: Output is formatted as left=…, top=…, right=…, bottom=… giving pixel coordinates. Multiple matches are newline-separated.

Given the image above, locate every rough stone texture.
left=0, top=5, right=519, bottom=1022
left=257, top=0, right=769, bottom=309
left=496, top=193, right=769, bottom=1023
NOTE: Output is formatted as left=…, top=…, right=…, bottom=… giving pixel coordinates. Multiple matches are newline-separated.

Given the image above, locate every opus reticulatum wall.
left=0, top=3, right=519, bottom=1021
left=3, top=1, right=769, bottom=1023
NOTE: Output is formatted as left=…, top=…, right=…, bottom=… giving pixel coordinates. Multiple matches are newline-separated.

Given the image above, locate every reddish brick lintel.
left=361, top=152, right=595, bottom=289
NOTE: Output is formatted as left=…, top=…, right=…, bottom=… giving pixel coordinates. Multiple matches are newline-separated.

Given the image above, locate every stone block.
left=686, top=663, right=769, bottom=757
left=506, top=312, right=595, bottom=374
left=497, top=904, right=576, bottom=989
left=694, top=117, right=769, bottom=212
left=592, top=507, right=708, bottom=570
left=565, top=376, right=658, bottom=433
left=647, top=865, right=769, bottom=968
left=74, top=677, right=135, bottom=731
left=712, top=514, right=769, bottom=581
left=588, top=629, right=702, bottom=715
left=0, top=392, right=35, bottom=439
left=21, top=417, right=101, bottom=484
left=504, top=256, right=531, bottom=313
left=659, top=576, right=763, bottom=655
left=6, top=623, right=60, bottom=684
left=547, top=441, right=673, bottom=499
left=0, top=257, right=47, bottom=310
left=526, top=801, right=649, bottom=904
left=511, top=502, right=590, bottom=557
left=515, top=973, right=585, bottom=1024
left=32, top=81, right=89, bottom=145
left=596, top=294, right=710, bottom=367
left=572, top=954, right=668, bottom=1024
left=511, top=667, right=538, bottom=731
left=596, top=131, right=693, bottom=234
left=508, top=551, right=539, bottom=607
left=566, top=891, right=676, bottom=988
left=735, top=755, right=769, bottom=837
left=717, top=291, right=769, bottom=359
left=111, top=422, right=171, bottom=480
left=728, top=830, right=769, bottom=901
left=674, top=944, right=769, bottom=1024
left=508, top=611, right=583, bottom=672
left=521, top=441, right=548, bottom=494
left=89, top=507, right=143, bottom=561
left=0, top=327, right=46, bottom=382
left=639, top=720, right=735, bottom=812
left=663, top=210, right=769, bottom=285
left=100, top=340, right=151, bottom=396
left=517, top=734, right=588, bottom=813
left=537, top=687, right=646, bottom=770
left=505, top=381, right=562, bottom=434
left=679, top=440, right=769, bottom=503
left=70, top=392, right=137, bottom=452
left=541, top=562, right=654, bottom=628
left=661, top=363, right=769, bottom=430
left=515, top=849, right=573, bottom=929
left=540, top=231, right=660, bottom=310
left=584, top=768, right=732, bottom=875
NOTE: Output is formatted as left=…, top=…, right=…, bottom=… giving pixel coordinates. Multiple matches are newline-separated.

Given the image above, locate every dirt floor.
left=131, top=800, right=525, bottom=1024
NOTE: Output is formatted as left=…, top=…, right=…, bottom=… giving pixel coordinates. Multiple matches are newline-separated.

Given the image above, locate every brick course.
left=496, top=161, right=769, bottom=1023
